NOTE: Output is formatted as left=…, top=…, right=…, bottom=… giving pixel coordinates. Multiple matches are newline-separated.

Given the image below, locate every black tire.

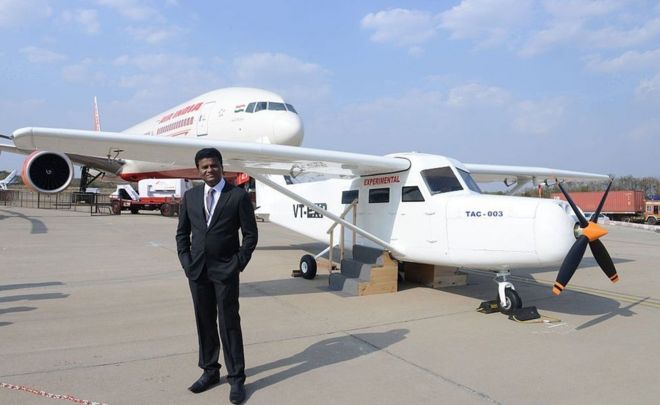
left=647, top=217, right=657, bottom=225
left=300, top=254, right=317, bottom=280
left=160, top=203, right=172, bottom=217
left=130, top=206, right=140, bottom=214
left=498, top=288, right=522, bottom=315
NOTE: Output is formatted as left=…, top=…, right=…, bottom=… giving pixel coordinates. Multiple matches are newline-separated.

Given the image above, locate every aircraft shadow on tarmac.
left=0, top=282, right=64, bottom=292
left=244, top=329, right=408, bottom=398
left=255, top=242, right=326, bottom=252
left=425, top=266, right=646, bottom=330
left=242, top=275, right=333, bottom=298
left=0, top=282, right=68, bottom=327
left=0, top=208, right=48, bottom=234
left=251, top=243, right=641, bottom=328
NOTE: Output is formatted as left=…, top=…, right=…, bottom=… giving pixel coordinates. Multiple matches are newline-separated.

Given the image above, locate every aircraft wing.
left=1, top=138, right=124, bottom=174
left=464, top=163, right=610, bottom=184
left=11, top=127, right=410, bottom=178
left=0, top=141, right=24, bottom=155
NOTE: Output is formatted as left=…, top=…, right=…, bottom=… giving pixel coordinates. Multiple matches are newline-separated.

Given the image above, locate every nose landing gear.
left=495, top=271, right=522, bottom=314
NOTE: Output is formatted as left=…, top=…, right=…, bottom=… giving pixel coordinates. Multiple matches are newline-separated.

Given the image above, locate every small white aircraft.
left=4, top=120, right=617, bottom=313
left=0, top=87, right=303, bottom=192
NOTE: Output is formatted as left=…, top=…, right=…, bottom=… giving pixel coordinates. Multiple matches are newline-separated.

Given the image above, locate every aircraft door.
left=392, top=184, right=446, bottom=260
left=357, top=184, right=399, bottom=246
left=195, top=102, right=215, bottom=137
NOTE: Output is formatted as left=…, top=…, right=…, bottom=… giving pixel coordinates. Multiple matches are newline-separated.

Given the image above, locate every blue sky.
left=1, top=0, right=659, bottom=177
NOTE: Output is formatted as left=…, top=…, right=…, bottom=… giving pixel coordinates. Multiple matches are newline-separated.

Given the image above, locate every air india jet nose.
left=272, top=112, right=304, bottom=146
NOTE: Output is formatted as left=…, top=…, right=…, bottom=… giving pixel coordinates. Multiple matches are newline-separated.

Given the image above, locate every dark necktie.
left=206, top=189, right=215, bottom=221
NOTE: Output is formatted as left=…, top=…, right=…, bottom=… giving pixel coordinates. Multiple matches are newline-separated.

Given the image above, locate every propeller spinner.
left=553, top=180, right=618, bottom=295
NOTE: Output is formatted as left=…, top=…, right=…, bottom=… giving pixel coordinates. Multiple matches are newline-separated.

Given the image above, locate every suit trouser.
left=188, top=267, right=246, bottom=385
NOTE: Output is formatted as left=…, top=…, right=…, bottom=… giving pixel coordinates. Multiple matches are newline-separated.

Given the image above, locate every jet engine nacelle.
left=21, top=151, right=74, bottom=193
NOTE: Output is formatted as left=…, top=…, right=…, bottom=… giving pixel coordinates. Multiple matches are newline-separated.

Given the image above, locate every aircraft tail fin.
left=93, top=96, right=101, bottom=132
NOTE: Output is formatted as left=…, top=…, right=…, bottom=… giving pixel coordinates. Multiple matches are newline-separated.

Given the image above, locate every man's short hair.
left=194, top=148, right=223, bottom=168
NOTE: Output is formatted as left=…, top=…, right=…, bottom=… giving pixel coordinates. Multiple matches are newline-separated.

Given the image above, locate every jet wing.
left=1, top=138, right=124, bottom=174
left=0, top=142, right=24, bottom=155
left=11, top=127, right=410, bottom=178
left=464, top=163, right=610, bottom=185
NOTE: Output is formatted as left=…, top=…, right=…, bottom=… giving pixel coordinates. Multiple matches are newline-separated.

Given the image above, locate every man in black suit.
left=176, top=148, right=258, bottom=404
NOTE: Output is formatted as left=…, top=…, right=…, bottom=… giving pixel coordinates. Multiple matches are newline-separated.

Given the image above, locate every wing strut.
left=249, top=172, right=402, bottom=256
left=505, top=177, right=530, bottom=195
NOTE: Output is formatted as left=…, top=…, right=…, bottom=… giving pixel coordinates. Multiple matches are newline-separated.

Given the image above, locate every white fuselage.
left=117, top=87, right=304, bottom=181
left=256, top=153, right=577, bottom=270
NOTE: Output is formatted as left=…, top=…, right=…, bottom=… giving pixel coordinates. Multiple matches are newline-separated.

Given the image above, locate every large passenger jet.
left=0, top=87, right=303, bottom=192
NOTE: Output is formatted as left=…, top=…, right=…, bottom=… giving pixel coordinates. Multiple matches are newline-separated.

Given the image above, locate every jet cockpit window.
left=285, top=103, right=297, bottom=114
left=255, top=102, right=267, bottom=112
left=457, top=169, right=481, bottom=193
left=245, top=102, right=255, bottom=113
left=268, top=102, right=286, bottom=111
left=420, top=167, right=463, bottom=194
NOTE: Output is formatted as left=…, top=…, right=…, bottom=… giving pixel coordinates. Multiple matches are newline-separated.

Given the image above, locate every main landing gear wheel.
left=498, top=288, right=522, bottom=315
left=299, top=254, right=317, bottom=280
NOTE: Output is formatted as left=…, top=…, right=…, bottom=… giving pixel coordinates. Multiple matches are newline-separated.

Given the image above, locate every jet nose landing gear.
left=495, top=271, right=522, bottom=314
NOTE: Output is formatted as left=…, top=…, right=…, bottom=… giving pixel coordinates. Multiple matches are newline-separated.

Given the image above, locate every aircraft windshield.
left=458, top=169, right=481, bottom=193
left=245, top=101, right=298, bottom=114
left=420, top=167, right=463, bottom=194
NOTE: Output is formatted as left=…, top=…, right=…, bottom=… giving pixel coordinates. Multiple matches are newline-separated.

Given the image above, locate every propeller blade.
left=592, top=180, right=613, bottom=223
left=553, top=235, right=589, bottom=295
left=589, top=239, right=619, bottom=283
left=557, top=181, right=589, bottom=228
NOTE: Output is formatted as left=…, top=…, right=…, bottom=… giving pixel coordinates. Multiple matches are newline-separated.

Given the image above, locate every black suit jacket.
left=176, top=182, right=258, bottom=282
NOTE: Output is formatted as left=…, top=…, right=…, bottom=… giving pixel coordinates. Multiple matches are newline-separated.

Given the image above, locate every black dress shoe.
left=229, top=382, right=246, bottom=404
left=188, top=371, right=220, bottom=393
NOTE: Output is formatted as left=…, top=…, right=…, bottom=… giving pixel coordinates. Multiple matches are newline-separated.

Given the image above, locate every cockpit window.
left=248, top=101, right=298, bottom=114
left=421, top=167, right=463, bottom=194
left=402, top=186, right=425, bottom=202
left=268, top=102, right=286, bottom=111
left=458, top=169, right=481, bottom=193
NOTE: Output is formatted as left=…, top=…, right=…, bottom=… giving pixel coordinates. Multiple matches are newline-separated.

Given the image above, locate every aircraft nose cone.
left=273, top=113, right=304, bottom=146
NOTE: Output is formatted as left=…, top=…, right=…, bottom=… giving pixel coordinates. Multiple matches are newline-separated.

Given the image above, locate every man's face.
left=197, top=157, right=223, bottom=187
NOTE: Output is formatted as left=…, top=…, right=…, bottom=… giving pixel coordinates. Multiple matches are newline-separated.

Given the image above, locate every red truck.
left=550, top=190, right=645, bottom=222
left=110, top=179, right=192, bottom=216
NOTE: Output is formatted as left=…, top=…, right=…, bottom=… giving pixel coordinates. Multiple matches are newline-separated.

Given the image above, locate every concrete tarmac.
left=1, top=207, right=659, bottom=404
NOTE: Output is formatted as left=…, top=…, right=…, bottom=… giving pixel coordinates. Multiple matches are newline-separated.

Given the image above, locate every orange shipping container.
left=550, top=190, right=645, bottom=214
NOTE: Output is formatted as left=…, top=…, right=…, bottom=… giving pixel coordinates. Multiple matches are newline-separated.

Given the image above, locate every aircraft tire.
left=498, top=288, right=522, bottom=315
left=300, top=254, right=317, bottom=280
